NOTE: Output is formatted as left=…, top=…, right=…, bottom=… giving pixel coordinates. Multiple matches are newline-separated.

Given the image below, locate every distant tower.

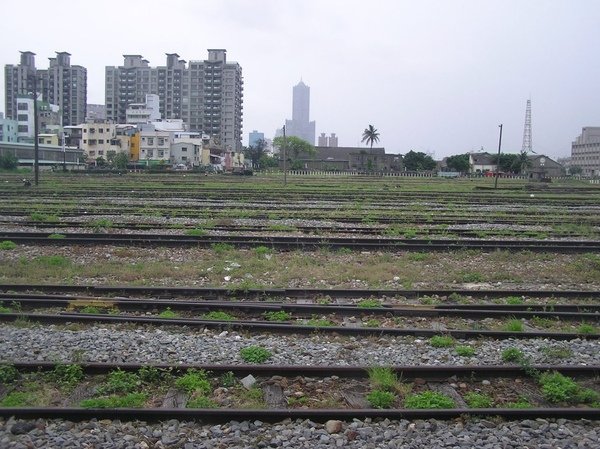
left=522, top=99, right=532, bottom=153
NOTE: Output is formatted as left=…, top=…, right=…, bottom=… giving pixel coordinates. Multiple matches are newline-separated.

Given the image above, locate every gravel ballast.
left=1, top=416, right=598, bottom=449
left=0, top=324, right=598, bottom=366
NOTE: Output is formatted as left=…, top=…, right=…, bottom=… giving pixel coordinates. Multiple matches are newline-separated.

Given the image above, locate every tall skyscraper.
left=4, top=51, right=87, bottom=127
left=249, top=130, right=264, bottom=147
left=285, top=80, right=315, bottom=145
left=105, top=49, right=244, bottom=150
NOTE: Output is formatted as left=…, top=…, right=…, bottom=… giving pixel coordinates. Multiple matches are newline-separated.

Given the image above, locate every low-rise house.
left=469, top=152, right=496, bottom=173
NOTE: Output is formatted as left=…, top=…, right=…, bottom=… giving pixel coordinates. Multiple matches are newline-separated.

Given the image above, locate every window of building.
left=83, top=140, right=87, bottom=143
left=158, top=150, right=164, bottom=157
left=18, top=125, right=28, bottom=133
left=17, top=103, right=28, bottom=110
left=99, top=140, right=104, bottom=144
left=148, top=138, right=154, bottom=145
left=158, top=138, right=165, bottom=146
left=17, top=114, right=28, bottom=121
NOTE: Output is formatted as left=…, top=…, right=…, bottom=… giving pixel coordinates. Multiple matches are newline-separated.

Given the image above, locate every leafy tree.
left=273, top=136, right=316, bottom=165
left=516, top=151, right=532, bottom=174
left=95, top=157, right=107, bottom=167
left=492, top=154, right=522, bottom=173
left=403, top=150, right=436, bottom=171
left=243, top=138, right=268, bottom=169
left=361, top=125, right=380, bottom=149
left=569, top=165, right=583, bottom=175
left=0, top=154, right=19, bottom=170
left=259, top=154, right=279, bottom=168
left=113, top=152, right=129, bottom=170
left=445, top=154, right=470, bottom=172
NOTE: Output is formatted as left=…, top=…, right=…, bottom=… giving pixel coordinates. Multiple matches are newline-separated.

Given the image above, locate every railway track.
left=2, top=231, right=600, bottom=252
left=1, top=363, right=598, bottom=421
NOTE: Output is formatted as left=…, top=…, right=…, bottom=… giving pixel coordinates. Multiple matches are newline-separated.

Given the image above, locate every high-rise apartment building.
left=249, top=130, right=264, bottom=147
left=571, top=127, right=600, bottom=176
left=285, top=80, right=315, bottom=145
left=105, top=49, right=243, bottom=150
left=4, top=51, right=87, bottom=127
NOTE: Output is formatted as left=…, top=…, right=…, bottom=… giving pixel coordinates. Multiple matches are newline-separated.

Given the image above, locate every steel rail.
left=4, top=297, right=599, bottom=321
left=1, top=285, right=599, bottom=300
left=2, top=231, right=600, bottom=252
left=1, top=312, right=596, bottom=340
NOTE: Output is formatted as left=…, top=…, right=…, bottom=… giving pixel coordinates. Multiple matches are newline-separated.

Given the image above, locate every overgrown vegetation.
left=239, top=346, right=272, bottom=364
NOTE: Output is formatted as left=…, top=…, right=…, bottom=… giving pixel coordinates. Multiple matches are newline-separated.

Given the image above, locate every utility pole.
left=282, top=125, right=287, bottom=186
left=494, top=124, right=503, bottom=190
left=32, top=75, right=39, bottom=186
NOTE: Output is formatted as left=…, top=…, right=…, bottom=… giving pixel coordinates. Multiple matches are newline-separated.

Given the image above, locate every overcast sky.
left=1, top=0, right=599, bottom=159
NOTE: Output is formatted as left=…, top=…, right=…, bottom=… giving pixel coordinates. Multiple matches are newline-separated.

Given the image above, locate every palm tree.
left=361, top=125, right=380, bottom=149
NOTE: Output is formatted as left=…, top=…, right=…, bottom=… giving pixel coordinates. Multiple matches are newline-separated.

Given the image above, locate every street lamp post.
left=32, top=76, right=40, bottom=185
left=494, top=124, right=503, bottom=190
left=282, top=125, right=287, bottom=186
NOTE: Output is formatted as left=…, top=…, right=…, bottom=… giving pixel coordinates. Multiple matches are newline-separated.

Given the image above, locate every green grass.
left=0, top=303, right=12, bottom=313
left=506, top=296, right=524, bottom=305
left=158, top=307, right=178, bottom=318
left=578, top=323, right=596, bottom=334
left=505, top=397, right=533, bottom=408
left=364, top=318, right=381, bottom=327
left=211, top=243, right=235, bottom=253
left=267, top=224, right=297, bottom=232
left=98, top=369, right=141, bottom=395
left=501, top=347, right=524, bottom=362
left=0, top=241, right=17, bottom=250
left=80, top=393, right=148, bottom=408
left=48, top=364, right=84, bottom=389
left=538, top=372, right=579, bottom=403
left=0, top=364, right=19, bottom=383
left=404, top=391, right=456, bottom=409
left=88, top=218, right=113, bottom=229
left=429, top=335, right=455, bottom=348
left=48, top=233, right=66, bottom=239
left=503, top=319, right=524, bottom=332
left=187, top=395, right=218, bottom=408
left=30, top=212, right=59, bottom=223
left=540, top=346, right=573, bottom=360
left=464, top=392, right=493, bottom=408
left=367, top=367, right=399, bottom=392
left=461, top=272, right=484, bottom=283
left=203, top=311, right=235, bottom=321
left=239, top=346, right=272, bottom=364
left=255, top=246, right=272, bottom=256
left=0, top=391, right=35, bottom=407
left=185, top=228, right=207, bottom=236
left=306, top=317, right=335, bottom=327
left=263, top=311, right=292, bottom=321
left=366, top=390, right=396, bottom=409
left=175, top=369, right=211, bottom=394
left=33, top=255, right=71, bottom=268
left=78, top=306, right=102, bottom=314
left=455, top=345, right=475, bottom=357
left=357, top=299, right=383, bottom=308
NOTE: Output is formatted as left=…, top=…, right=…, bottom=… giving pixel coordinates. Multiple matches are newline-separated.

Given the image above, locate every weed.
left=448, top=292, right=466, bottom=303
left=0, top=241, right=17, bottom=251
left=220, top=371, right=236, bottom=388
left=337, top=247, right=352, bottom=255
left=578, top=323, right=596, bottom=334
left=88, top=218, right=113, bottom=229
left=1, top=391, right=34, bottom=407
left=403, top=228, right=418, bottom=239
left=501, top=348, right=524, bottom=362
left=187, top=395, right=218, bottom=408
left=30, top=212, right=59, bottom=222
left=0, top=364, right=19, bottom=383
left=357, top=299, right=383, bottom=308
left=263, top=311, right=291, bottom=321
left=48, top=234, right=66, bottom=239
left=506, top=296, right=524, bottom=305
left=254, top=246, right=272, bottom=256
left=138, top=366, right=167, bottom=384
left=505, top=397, right=533, bottom=408
left=81, top=393, right=148, bottom=408
left=185, top=229, right=207, bottom=236
left=0, top=303, right=11, bottom=313
left=540, top=346, right=573, bottom=360
left=158, top=307, right=178, bottom=319
left=404, top=391, right=456, bottom=409
left=538, top=372, right=579, bottom=403
left=503, top=319, right=524, bottom=332
left=203, top=311, right=235, bottom=321
left=34, top=255, right=71, bottom=267
left=365, top=319, right=381, bottom=328
left=455, top=345, right=476, bottom=357
left=268, top=224, right=297, bottom=232
left=287, top=395, right=309, bottom=406
left=576, top=388, right=600, bottom=404
left=49, top=364, right=84, bottom=389
left=464, top=392, right=493, bottom=408
left=239, top=346, right=272, bottom=364
left=462, top=272, right=484, bottom=283
left=306, top=316, right=334, bottom=327
left=212, top=243, right=234, bottom=253
left=98, top=369, right=141, bottom=395
left=175, top=369, right=211, bottom=394
left=408, top=252, right=428, bottom=262
left=429, top=335, right=455, bottom=348
left=79, top=306, right=102, bottom=314
left=367, top=390, right=396, bottom=409
left=367, top=367, right=398, bottom=392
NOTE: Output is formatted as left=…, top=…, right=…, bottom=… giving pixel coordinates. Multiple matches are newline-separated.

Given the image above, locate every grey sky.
left=1, top=0, right=599, bottom=159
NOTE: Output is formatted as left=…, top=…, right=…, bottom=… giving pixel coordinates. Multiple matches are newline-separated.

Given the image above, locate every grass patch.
left=0, top=391, right=35, bottom=407
left=578, top=323, right=596, bottom=334
left=239, top=346, right=272, bottom=364
left=33, top=255, right=71, bottom=268
left=540, top=346, right=573, bottom=360
left=367, top=367, right=399, bottom=392
left=81, top=393, right=147, bottom=408
left=48, top=364, right=84, bottom=389
left=48, top=233, right=66, bottom=239
left=30, top=212, right=59, bottom=222
left=503, top=318, right=524, bottom=332
left=455, top=345, right=475, bottom=357
left=505, top=296, right=524, bottom=305
left=357, top=299, right=383, bottom=308
left=501, top=347, right=524, bottom=362
left=187, top=395, right=218, bottom=408
left=404, top=391, right=456, bottom=409
left=255, top=246, right=272, bottom=256
left=505, top=397, right=533, bottom=408
left=175, top=369, right=211, bottom=394
left=158, top=307, right=178, bottom=318
left=461, top=272, right=484, bottom=283
left=429, top=335, right=455, bottom=348
left=464, top=392, right=493, bottom=408
left=185, top=228, right=207, bottom=236
left=538, top=372, right=579, bottom=403
left=98, top=369, right=141, bottom=395
left=364, top=318, right=381, bottom=328
left=366, top=390, right=396, bottom=409
left=0, top=241, right=17, bottom=250
left=211, top=243, right=235, bottom=254
left=306, top=316, right=334, bottom=327
left=203, top=310, right=235, bottom=321
left=263, top=311, right=291, bottom=321
left=0, top=364, right=20, bottom=383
